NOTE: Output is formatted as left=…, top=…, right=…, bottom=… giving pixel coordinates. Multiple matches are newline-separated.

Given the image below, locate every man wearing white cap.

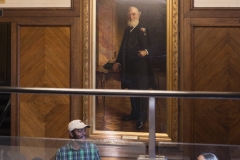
left=55, top=119, right=101, bottom=160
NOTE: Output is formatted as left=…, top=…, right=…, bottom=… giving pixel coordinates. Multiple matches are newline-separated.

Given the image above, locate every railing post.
left=148, top=97, right=156, bottom=159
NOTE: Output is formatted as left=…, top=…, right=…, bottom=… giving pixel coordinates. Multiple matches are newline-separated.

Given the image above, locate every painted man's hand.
left=113, top=62, right=121, bottom=71
left=138, top=50, right=147, bottom=57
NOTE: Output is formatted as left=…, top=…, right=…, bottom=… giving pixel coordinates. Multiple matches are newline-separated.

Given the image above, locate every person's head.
left=127, top=6, right=141, bottom=27
left=68, top=119, right=90, bottom=140
left=197, top=153, right=218, bottom=160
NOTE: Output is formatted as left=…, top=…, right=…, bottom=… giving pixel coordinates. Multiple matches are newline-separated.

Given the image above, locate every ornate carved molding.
left=83, top=0, right=89, bottom=123
left=172, top=0, right=179, bottom=142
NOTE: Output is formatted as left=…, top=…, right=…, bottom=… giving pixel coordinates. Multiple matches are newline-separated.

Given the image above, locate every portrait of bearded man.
left=113, top=6, right=160, bottom=129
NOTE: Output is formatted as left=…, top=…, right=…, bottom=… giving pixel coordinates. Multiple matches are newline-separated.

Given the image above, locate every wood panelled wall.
left=19, top=26, right=71, bottom=158
left=13, top=21, right=80, bottom=139
left=19, top=26, right=71, bottom=138
left=180, top=0, right=240, bottom=159
left=0, top=0, right=82, bottom=138
left=0, top=1, right=82, bottom=159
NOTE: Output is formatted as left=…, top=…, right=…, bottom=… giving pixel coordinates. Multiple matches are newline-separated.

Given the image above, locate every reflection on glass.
left=0, top=136, right=239, bottom=159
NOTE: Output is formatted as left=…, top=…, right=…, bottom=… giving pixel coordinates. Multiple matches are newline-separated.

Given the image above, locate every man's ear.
left=69, top=131, right=73, bottom=137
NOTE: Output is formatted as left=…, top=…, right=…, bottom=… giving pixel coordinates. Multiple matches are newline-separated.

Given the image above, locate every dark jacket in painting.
left=115, top=23, right=160, bottom=90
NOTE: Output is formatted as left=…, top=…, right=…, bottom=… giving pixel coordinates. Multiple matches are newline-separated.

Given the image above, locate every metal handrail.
left=0, top=86, right=240, bottom=99
left=1, top=86, right=240, bottom=159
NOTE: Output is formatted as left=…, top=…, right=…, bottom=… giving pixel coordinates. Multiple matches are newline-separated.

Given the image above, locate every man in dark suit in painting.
left=113, top=6, right=159, bottom=129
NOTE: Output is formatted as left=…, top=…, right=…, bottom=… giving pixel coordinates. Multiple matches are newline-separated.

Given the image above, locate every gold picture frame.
left=0, top=0, right=5, bottom=4
left=83, top=0, right=178, bottom=143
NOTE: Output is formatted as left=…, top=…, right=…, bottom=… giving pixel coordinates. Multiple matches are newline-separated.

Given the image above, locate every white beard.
left=128, top=19, right=139, bottom=27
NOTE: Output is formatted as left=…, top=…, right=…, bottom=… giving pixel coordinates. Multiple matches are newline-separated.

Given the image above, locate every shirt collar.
left=130, top=26, right=136, bottom=32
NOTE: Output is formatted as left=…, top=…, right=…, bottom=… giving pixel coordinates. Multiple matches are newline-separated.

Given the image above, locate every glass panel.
left=1, top=136, right=239, bottom=159
left=0, top=136, right=146, bottom=159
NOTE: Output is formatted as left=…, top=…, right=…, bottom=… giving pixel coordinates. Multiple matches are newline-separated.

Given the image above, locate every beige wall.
left=0, top=0, right=70, bottom=7
left=194, top=0, right=240, bottom=7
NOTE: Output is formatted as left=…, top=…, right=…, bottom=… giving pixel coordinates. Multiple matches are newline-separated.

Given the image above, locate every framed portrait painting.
left=83, top=0, right=178, bottom=143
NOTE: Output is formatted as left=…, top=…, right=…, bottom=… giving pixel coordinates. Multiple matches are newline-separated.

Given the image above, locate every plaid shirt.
left=55, top=142, right=101, bottom=160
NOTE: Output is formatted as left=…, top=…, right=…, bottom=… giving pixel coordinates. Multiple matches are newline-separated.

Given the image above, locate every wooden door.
left=192, top=27, right=240, bottom=159
left=19, top=26, right=71, bottom=138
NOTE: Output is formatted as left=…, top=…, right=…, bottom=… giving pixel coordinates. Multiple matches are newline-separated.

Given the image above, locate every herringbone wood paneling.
left=193, top=27, right=240, bottom=159
left=19, top=26, right=71, bottom=139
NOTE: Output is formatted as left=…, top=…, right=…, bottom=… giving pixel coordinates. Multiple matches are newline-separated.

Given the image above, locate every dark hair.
left=201, top=153, right=218, bottom=160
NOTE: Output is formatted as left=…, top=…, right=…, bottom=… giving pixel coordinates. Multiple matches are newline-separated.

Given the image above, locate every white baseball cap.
left=68, top=119, right=90, bottom=132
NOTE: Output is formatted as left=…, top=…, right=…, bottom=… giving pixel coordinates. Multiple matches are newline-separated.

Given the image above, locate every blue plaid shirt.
left=55, top=142, right=101, bottom=160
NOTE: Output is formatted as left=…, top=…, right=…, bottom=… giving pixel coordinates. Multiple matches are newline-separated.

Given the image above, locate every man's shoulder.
left=83, top=141, right=97, bottom=147
left=57, top=143, right=71, bottom=151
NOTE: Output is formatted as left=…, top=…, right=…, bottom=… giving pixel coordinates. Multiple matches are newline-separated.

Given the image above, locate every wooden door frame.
left=10, top=17, right=80, bottom=136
